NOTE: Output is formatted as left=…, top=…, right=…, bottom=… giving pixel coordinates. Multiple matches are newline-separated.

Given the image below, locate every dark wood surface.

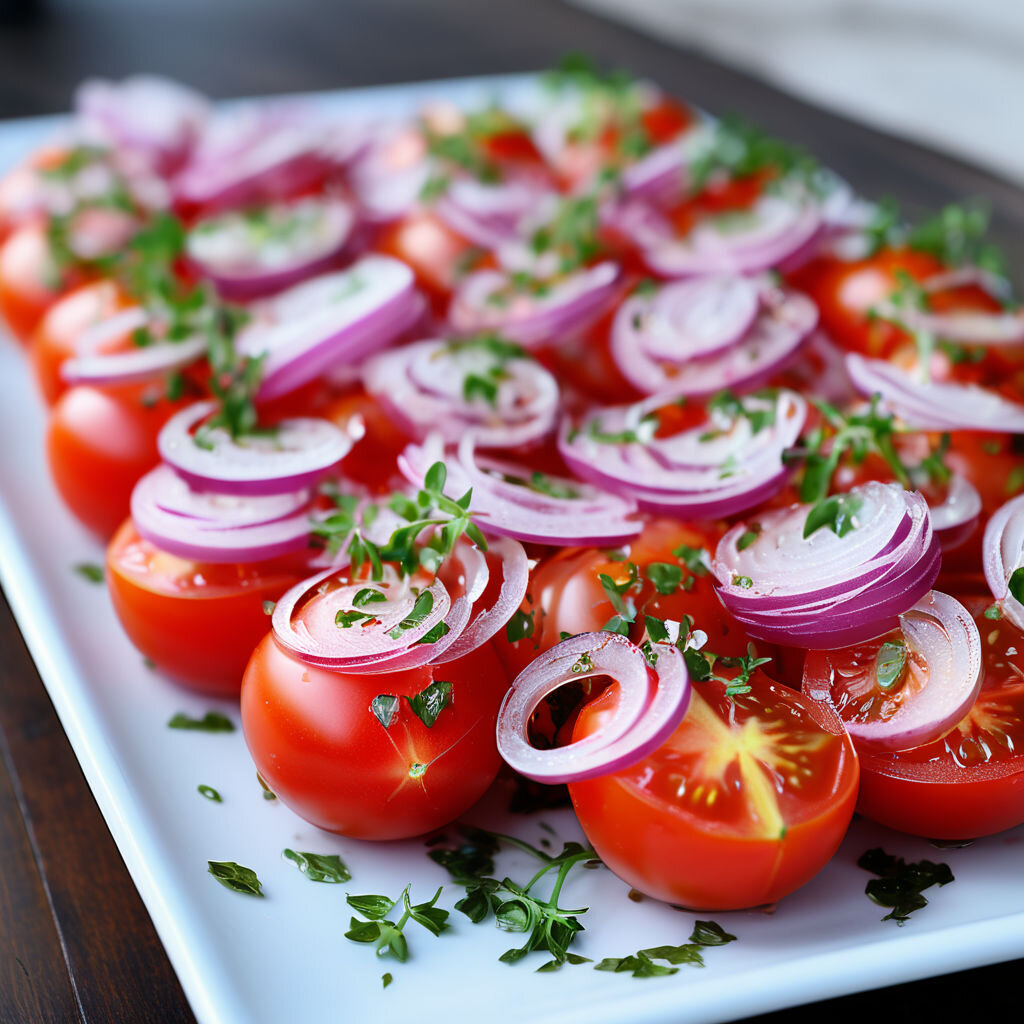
left=0, top=1, right=1021, bottom=1022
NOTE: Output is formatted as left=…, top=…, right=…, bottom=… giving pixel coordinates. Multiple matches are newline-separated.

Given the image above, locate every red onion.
left=186, top=196, right=356, bottom=300
left=928, top=473, right=981, bottom=552
left=610, top=275, right=817, bottom=396
left=802, top=590, right=982, bottom=753
left=713, top=481, right=941, bottom=649
left=236, top=255, right=422, bottom=400
left=559, top=389, right=807, bottom=518
left=983, top=493, right=1024, bottom=631
left=435, top=177, right=557, bottom=250
left=448, top=261, right=621, bottom=348
left=619, top=124, right=713, bottom=206
left=348, top=125, right=429, bottom=223
left=363, top=336, right=560, bottom=449
left=400, top=433, right=642, bottom=546
left=158, top=400, right=352, bottom=496
left=846, top=354, right=1024, bottom=433
left=131, top=465, right=314, bottom=563
left=496, top=632, right=691, bottom=784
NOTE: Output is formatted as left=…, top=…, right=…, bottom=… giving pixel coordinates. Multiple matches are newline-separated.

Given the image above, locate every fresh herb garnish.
left=506, top=608, right=536, bottom=643
left=345, top=885, right=450, bottom=963
left=168, top=711, right=235, bottom=733
left=282, top=849, right=352, bottom=883
left=197, top=785, right=222, bottom=803
left=208, top=861, right=264, bottom=897
left=404, top=679, right=453, bottom=728
left=858, top=847, right=954, bottom=924
left=1008, top=566, right=1024, bottom=605
left=73, top=562, right=105, bottom=583
left=874, top=640, right=907, bottom=691
left=370, top=694, right=400, bottom=729
left=595, top=919, right=736, bottom=977
left=803, top=493, right=864, bottom=540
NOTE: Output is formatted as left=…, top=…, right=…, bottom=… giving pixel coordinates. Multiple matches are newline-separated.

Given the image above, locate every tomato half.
left=47, top=382, right=190, bottom=537
left=810, top=594, right=1024, bottom=839
left=569, top=669, right=858, bottom=909
left=107, top=520, right=316, bottom=694
left=240, top=633, right=510, bottom=839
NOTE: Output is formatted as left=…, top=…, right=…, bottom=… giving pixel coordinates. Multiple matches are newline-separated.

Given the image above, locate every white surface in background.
left=571, top=0, right=1024, bottom=183
left=2, top=76, right=1024, bottom=1024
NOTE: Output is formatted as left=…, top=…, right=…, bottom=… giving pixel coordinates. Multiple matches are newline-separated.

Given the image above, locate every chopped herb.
left=875, top=640, right=907, bottom=691
left=208, top=861, right=264, bottom=897
left=506, top=608, right=536, bottom=643
left=345, top=885, right=450, bottom=964
left=382, top=973, right=393, bottom=989
left=262, top=600, right=276, bottom=616
left=336, top=609, right=377, bottom=628
left=736, top=525, right=761, bottom=551
left=858, top=847, right=954, bottom=924
left=197, top=785, right=222, bottom=803
left=73, top=562, right=104, bottom=583
left=371, top=694, right=400, bottom=729
left=672, top=544, right=709, bottom=576
left=908, top=201, right=1007, bottom=277
left=404, top=679, right=453, bottom=728
left=689, top=920, right=737, bottom=946
left=595, top=919, right=736, bottom=978
left=526, top=471, right=580, bottom=500
left=257, top=773, right=277, bottom=801
left=984, top=604, right=1003, bottom=621
left=731, top=574, right=753, bottom=589
left=168, top=711, right=235, bottom=733
left=803, top=493, right=864, bottom=540
left=282, top=849, right=351, bottom=883
left=353, top=587, right=387, bottom=607
left=647, top=562, right=684, bottom=595
left=1008, top=567, right=1024, bottom=605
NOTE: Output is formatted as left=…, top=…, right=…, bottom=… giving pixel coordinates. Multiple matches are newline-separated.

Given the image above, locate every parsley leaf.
left=858, top=847, right=954, bottom=923
left=168, top=711, right=235, bottom=733
left=197, top=785, right=222, bottom=803
left=404, top=679, right=453, bottom=728
left=208, top=861, right=264, bottom=897
left=282, top=849, right=351, bottom=883
left=803, top=493, right=864, bottom=540
left=73, top=562, right=105, bottom=583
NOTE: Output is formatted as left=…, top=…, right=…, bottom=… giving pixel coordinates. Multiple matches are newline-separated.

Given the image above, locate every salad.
left=4, top=58, right=1024, bottom=974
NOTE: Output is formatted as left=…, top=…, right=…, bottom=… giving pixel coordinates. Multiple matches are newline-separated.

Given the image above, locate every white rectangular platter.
left=1, top=75, right=1023, bottom=1024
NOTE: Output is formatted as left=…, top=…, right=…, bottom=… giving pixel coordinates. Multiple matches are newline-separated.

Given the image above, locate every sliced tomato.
left=569, top=669, right=859, bottom=909
left=106, top=519, right=317, bottom=694
left=240, top=633, right=509, bottom=838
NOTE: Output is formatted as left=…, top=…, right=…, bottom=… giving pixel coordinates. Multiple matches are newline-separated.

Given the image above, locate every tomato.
left=106, top=520, right=316, bottom=694
left=0, top=222, right=82, bottom=343
left=47, top=382, right=190, bottom=537
left=812, top=594, right=1024, bottom=839
left=569, top=669, right=859, bottom=909
left=29, top=279, right=135, bottom=403
left=499, top=519, right=747, bottom=679
left=240, top=632, right=510, bottom=839
left=323, top=388, right=414, bottom=494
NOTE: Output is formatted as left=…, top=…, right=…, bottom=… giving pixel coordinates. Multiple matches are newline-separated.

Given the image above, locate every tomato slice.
left=107, top=519, right=317, bottom=694
left=569, top=669, right=859, bottom=909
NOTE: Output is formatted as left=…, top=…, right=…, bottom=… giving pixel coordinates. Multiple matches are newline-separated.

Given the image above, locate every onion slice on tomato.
left=131, top=465, right=314, bottom=563
left=399, top=433, right=642, bottom=546
left=610, top=275, right=817, bottom=397
left=803, top=590, right=983, bottom=753
left=158, top=400, right=352, bottom=496
left=363, top=336, right=560, bottom=449
left=846, top=353, right=1024, bottom=433
left=713, top=481, right=941, bottom=649
left=496, top=632, right=691, bottom=784
left=928, top=473, right=981, bottom=552
left=236, top=255, right=422, bottom=400
left=436, top=177, right=557, bottom=250
left=983, top=492, right=1024, bottom=631
left=559, top=389, right=806, bottom=519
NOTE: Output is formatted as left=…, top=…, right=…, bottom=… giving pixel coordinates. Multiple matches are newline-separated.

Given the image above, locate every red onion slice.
left=363, top=337, right=559, bottom=449
left=186, top=196, right=356, bottom=300
left=610, top=276, right=816, bottom=396
left=131, top=465, right=313, bottom=563
left=400, top=434, right=642, bottom=546
left=348, top=124, right=430, bottom=222
left=496, top=632, right=691, bottom=784
left=236, top=255, right=421, bottom=400
left=559, top=389, right=806, bottom=519
left=436, top=177, right=557, bottom=250
left=448, top=261, right=621, bottom=348
left=803, top=591, right=983, bottom=754
left=983, top=493, right=1024, bottom=631
left=158, top=400, right=352, bottom=496
left=846, top=354, right=1024, bottom=433
left=713, top=482, right=941, bottom=649
left=928, top=473, right=981, bottom=552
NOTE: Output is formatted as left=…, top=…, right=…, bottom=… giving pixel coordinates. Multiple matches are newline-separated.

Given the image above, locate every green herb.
left=984, top=604, right=1003, bottom=621
left=736, top=525, right=761, bottom=551
left=858, top=847, right=954, bottom=924
left=526, top=471, right=580, bottom=500
left=803, top=493, right=864, bottom=540
left=506, top=608, right=536, bottom=643
left=1006, top=465, right=1024, bottom=495
left=689, top=920, right=737, bottom=946
left=256, top=773, right=277, bottom=801
left=345, top=885, right=450, bottom=963
left=382, top=973, right=393, bottom=989
left=208, top=861, right=264, bottom=897
left=875, top=640, right=907, bottom=691
left=731, top=574, right=753, bottom=589
left=282, top=849, right=351, bottom=883
left=672, top=543, right=709, bottom=576
left=595, top=919, right=736, bottom=978
left=168, top=711, right=235, bottom=733
left=705, top=389, right=777, bottom=437
left=405, top=679, right=453, bottom=728
left=262, top=600, right=276, bottom=616
left=647, top=562, right=684, bottom=595
left=370, top=694, right=400, bottom=729
left=907, top=201, right=1007, bottom=277
left=336, top=609, right=377, bottom=628
left=1010, top=567, right=1024, bottom=605
left=73, top=562, right=105, bottom=583
left=197, top=785, right=222, bottom=803
left=862, top=196, right=901, bottom=257
left=530, top=193, right=603, bottom=273
left=390, top=590, right=435, bottom=638
left=684, top=641, right=771, bottom=698
left=353, top=587, right=387, bottom=607
left=585, top=410, right=658, bottom=445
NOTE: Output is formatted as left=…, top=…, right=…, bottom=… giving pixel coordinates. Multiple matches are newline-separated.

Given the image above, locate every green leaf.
left=874, top=640, right=907, bottom=691
left=346, top=894, right=396, bottom=920
left=644, top=615, right=670, bottom=644
left=370, top=694, right=400, bottom=729
left=672, top=544, right=709, bottom=576
left=647, top=562, right=684, bottom=595
left=345, top=918, right=383, bottom=943
left=208, top=861, right=264, bottom=897
left=404, top=679, right=453, bottom=728
left=335, top=609, right=376, bottom=628
left=256, top=773, right=277, bottom=801
left=984, top=603, right=1003, bottom=621
left=731, top=575, right=753, bottom=589
left=641, top=943, right=705, bottom=966
left=506, top=608, right=535, bottom=643
left=382, top=972, right=393, bottom=989
left=424, top=461, right=448, bottom=494
left=168, top=711, right=235, bottom=733
left=689, top=920, right=738, bottom=946
left=197, top=785, right=222, bottom=803
left=73, top=562, right=105, bottom=583
left=858, top=847, right=954, bottom=924
left=803, top=493, right=864, bottom=540
left=389, top=590, right=435, bottom=638
left=282, top=849, right=351, bottom=883
left=455, top=886, right=493, bottom=923
left=262, top=600, right=275, bottom=616
left=414, top=621, right=451, bottom=646
left=1008, top=566, right=1024, bottom=605
left=736, top=526, right=761, bottom=551
left=353, top=587, right=386, bottom=607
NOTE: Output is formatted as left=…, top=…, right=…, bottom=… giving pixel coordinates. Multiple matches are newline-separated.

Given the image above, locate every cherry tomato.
left=811, top=594, right=1024, bottom=839
left=569, top=669, right=859, bottom=909
left=323, top=388, right=414, bottom=494
left=240, top=633, right=510, bottom=839
left=46, top=382, right=190, bottom=537
left=106, top=519, right=317, bottom=694
left=30, top=279, right=135, bottom=403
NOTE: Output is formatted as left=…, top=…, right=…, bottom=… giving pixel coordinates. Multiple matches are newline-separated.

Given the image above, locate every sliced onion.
left=448, top=261, right=620, bottom=348
left=803, top=591, right=983, bottom=753
left=635, top=188, right=824, bottom=277
left=131, top=465, right=313, bottom=563
left=713, top=481, right=941, bottom=649
left=846, top=354, right=1024, bottom=433
left=158, top=400, right=351, bottom=496
left=983, top=493, right=1024, bottom=630
left=363, top=336, right=559, bottom=449
left=400, top=433, right=642, bottom=546
left=559, top=389, right=806, bottom=518
left=496, top=632, right=691, bottom=784
left=236, top=255, right=421, bottom=400
left=929, top=473, right=981, bottom=552
left=436, top=177, right=556, bottom=250
left=348, top=124, right=430, bottom=222
left=186, top=196, right=356, bottom=300
left=610, top=275, right=816, bottom=396
left=619, top=123, right=713, bottom=206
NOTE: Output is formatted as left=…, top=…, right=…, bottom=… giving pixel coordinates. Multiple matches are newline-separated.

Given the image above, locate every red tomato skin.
left=240, top=634, right=510, bottom=839
left=106, top=519, right=314, bottom=695
left=46, top=383, right=186, bottom=537
left=0, top=223, right=80, bottom=343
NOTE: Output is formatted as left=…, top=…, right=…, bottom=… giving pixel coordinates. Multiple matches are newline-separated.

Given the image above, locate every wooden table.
left=0, top=1, right=1021, bottom=1021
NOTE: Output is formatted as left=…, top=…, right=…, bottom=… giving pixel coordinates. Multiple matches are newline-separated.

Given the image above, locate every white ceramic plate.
left=1, top=76, right=1023, bottom=1024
